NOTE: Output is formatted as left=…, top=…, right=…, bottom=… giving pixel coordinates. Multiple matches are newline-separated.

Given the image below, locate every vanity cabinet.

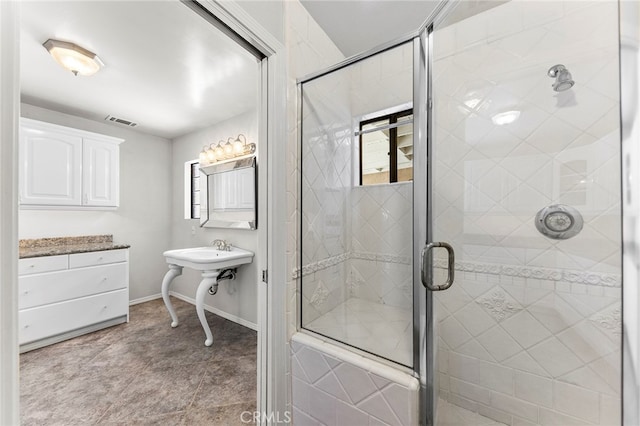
left=19, top=118, right=124, bottom=208
left=18, top=249, right=129, bottom=351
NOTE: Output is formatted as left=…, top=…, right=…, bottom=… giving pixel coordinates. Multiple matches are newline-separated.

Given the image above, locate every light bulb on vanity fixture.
left=214, top=141, right=225, bottom=160
left=232, top=134, right=256, bottom=156
left=43, top=39, right=104, bottom=76
left=199, top=146, right=209, bottom=164
left=224, top=138, right=235, bottom=157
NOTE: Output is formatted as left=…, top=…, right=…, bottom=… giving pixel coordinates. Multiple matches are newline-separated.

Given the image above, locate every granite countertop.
left=19, top=235, right=130, bottom=259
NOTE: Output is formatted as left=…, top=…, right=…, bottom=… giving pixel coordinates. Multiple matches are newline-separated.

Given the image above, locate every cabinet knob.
left=29, top=264, right=35, bottom=268
left=98, top=256, right=103, bottom=261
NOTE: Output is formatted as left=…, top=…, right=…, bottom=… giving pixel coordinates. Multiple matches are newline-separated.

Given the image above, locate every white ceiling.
left=20, top=1, right=260, bottom=139
left=299, top=0, right=439, bottom=57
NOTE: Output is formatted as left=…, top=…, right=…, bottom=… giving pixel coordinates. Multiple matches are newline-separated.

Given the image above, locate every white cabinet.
left=83, top=138, right=119, bottom=206
left=19, top=118, right=124, bottom=208
left=18, top=249, right=129, bottom=351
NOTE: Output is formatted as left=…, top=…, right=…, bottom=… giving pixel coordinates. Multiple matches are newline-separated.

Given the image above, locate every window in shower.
left=299, top=41, right=414, bottom=367
left=359, top=109, right=413, bottom=185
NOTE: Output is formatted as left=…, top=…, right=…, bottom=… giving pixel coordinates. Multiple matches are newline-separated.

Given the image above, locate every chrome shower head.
left=548, top=64, right=574, bottom=92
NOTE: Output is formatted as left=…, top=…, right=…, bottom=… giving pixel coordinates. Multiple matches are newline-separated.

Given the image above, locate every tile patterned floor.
left=20, top=297, right=257, bottom=425
left=305, top=298, right=413, bottom=366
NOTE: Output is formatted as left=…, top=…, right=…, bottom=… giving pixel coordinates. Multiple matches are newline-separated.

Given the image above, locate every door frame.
left=0, top=1, right=289, bottom=423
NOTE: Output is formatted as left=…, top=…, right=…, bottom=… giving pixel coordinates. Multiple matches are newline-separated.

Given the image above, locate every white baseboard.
left=169, top=291, right=258, bottom=331
left=129, top=293, right=162, bottom=306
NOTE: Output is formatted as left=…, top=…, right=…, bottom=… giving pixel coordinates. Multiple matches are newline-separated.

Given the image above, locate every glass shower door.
left=429, top=2, right=622, bottom=425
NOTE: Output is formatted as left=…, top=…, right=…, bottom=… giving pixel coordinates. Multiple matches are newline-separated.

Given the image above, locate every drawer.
left=19, top=288, right=128, bottom=345
left=19, top=263, right=128, bottom=309
left=69, top=249, right=128, bottom=268
left=19, top=255, right=68, bottom=275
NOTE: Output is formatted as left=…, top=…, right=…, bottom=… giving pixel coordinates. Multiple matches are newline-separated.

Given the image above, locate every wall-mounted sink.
left=161, top=245, right=254, bottom=346
left=163, top=246, right=253, bottom=270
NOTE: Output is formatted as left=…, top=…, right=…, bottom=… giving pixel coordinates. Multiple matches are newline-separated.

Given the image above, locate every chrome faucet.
left=211, top=239, right=232, bottom=251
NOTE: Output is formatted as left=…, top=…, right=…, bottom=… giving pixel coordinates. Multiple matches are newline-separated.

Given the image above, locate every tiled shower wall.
left=433, top=1, right=621, bottom=424
left=350, top=183, right=413, bottom=310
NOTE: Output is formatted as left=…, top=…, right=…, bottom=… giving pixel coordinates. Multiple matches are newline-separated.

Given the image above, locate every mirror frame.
left=199, top=155, right=257, bottom=230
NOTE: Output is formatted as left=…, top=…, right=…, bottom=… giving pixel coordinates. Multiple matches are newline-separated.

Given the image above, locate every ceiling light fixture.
left=43, top=39, right=103, bottom=76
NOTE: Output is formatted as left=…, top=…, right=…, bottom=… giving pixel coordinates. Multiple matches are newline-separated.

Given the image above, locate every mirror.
left=200, top=156, right=256, bottom=229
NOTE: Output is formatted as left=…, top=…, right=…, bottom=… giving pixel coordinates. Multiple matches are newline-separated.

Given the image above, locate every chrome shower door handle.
left=421, top=242, right=455, bottom=291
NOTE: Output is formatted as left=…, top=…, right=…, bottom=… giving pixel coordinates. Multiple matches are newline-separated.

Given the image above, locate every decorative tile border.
left=292, top=252, right=349, bottom=279
left=351, top=251, right=411, bottom=265
left=294, top=254, right=621, bottom=287
left=293, top=251, right=410, bottom=279
left=434, top=258, right=621, bottom=288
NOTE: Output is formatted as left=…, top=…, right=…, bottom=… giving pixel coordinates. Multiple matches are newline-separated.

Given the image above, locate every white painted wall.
left=236, top=0, right=284, bottom=44
left=170, top=110, right=259, bottom=327
left=19, top=103, right=173, bottom=302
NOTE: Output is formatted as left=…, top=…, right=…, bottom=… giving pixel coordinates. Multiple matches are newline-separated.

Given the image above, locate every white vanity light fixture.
left=43, top=39, right=104, bottom=76
left=199, top=134, right=256, bottom=165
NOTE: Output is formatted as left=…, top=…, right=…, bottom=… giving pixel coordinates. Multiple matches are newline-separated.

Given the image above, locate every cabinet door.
left=20, top=126, right=82, bottom=205
left=83, top=138, right=119, bottom=206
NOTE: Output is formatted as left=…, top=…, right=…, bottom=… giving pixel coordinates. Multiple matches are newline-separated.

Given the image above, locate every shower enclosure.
left=298, top=1, right=622, bottom=424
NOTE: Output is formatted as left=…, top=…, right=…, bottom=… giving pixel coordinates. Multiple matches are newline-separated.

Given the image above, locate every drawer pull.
left=29, top=265, right=35, bottom=268
left=98, top=257, right=104, bottom=261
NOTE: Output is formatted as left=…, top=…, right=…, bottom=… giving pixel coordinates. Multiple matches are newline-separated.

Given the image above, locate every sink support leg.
left=196, top=271, right=218, bottom=347
left=161, top=264, right=183, bottom=328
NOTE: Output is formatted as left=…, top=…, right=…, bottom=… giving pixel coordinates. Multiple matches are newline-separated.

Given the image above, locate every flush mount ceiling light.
left=43, top=39, right=104, bottom=76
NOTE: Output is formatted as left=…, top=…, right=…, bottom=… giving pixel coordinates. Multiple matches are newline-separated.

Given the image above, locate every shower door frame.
left=295, top=3, right=450, bottom=425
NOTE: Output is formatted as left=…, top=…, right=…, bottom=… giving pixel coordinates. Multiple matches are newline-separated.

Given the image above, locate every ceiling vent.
left=105, top=115, right=137, bottom=128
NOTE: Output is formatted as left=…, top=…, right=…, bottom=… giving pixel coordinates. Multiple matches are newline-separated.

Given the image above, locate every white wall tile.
left=476, top=360, right=514, bottom=395
left=528, top=337, right=583, bottom=377
left=502, top=311, right=552, bottom=348
left=440, top=316, right=473, bottom=349
left=553, top=380, right=600, bottom=423
left=450, top=377, right=491, bottom=405
left=600, top=394, right=621, bottom=425
left=514, top=371, right=553, bottom=408
left=476, top=326, right=523, bottom=362
left=491, top=391, right=539, bottom=423
left=538, top=408, right=592, bottom=426
left=358, top=393, right=402, bottom=426
left=336, top=399, right=369, bottom=426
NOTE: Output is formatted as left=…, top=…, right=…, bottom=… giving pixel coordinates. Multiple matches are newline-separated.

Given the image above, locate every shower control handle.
left=421, top=242, right=455, bottom=291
